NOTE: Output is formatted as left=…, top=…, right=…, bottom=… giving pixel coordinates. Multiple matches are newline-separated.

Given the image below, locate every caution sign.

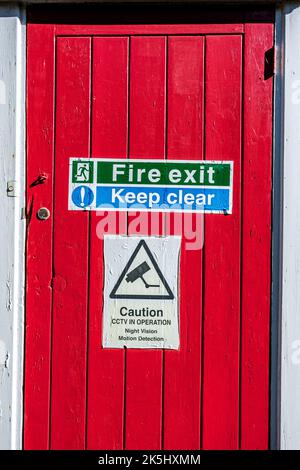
left=110, top=239, right=174, bottom=300
left=103, top=236, right=180, bottom=349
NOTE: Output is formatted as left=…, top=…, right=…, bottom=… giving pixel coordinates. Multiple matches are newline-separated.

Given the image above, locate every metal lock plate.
left=7, top=180, right=17, bottom=197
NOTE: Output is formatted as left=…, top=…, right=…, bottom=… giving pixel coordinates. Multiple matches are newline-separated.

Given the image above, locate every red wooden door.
left=25, top=14, right=273, bottom=450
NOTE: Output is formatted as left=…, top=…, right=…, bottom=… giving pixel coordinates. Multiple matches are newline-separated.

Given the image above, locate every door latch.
left=37, top=207, right=51, bottom=221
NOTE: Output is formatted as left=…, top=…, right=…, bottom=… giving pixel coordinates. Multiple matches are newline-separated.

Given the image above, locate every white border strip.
left=280, top=1, right=300, bottom=451
left=0, top=5, right=26, bottom=450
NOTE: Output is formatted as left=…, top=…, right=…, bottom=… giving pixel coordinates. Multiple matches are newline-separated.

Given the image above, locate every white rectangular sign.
left=103, top=236, right=181, bottom=349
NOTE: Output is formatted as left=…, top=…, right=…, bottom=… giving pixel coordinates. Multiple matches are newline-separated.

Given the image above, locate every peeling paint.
left=0, top=340, right=10, bottom=386
left=0, top=79, right=6, bottom=105
left=0, top=7, right=26, bottom=450
left=0, top=340, right=8, bottom=366
left=6, top=278, right=12, bottom=311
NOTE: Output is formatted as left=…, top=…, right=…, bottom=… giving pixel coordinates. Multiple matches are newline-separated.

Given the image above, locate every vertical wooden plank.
left=241, top=24, right=273, bottom=450
left=91, top=38, right=128, bottom=158
left=87, top=37, right=128, bottom=449
left=163, top=36, right=204, bottom=450
left=24, top=24, right=55, bottom=450
left=167, top=37, right=204, bottom=160
left=129, top=37, right=166, bottom=159
left=50, top=37, right=91, bottom=450
left=202, top=35, right=242, bottom=450
left=126, top=36, right=166, bottom=450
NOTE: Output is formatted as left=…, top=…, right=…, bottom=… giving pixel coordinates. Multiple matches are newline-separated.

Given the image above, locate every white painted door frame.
left=0, top=4, right=26, bottom=450
left=279, top=1, right=300, bottom=451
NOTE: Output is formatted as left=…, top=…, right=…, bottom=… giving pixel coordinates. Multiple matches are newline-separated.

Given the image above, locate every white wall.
left=280, top=1, right=300, bottom=450
left=0, top=5, right=25, bottom=450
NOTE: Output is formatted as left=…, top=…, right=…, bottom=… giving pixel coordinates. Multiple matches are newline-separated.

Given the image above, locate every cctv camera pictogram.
left=125, top=261, right=160, bottom=289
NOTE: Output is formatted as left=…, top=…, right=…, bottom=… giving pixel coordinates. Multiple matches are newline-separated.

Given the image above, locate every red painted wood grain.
left=202, top=35, right=242, bottom=450
left=50, top=37, right=91, bottom=449
left=164, top=36, right=204, bottom=450
left=25, top=22, right=273, bottom=451
left=55, top=24, right=244, bottom=36
left=87, top=37, right=129, bottom=450
left=240, top=24, right=273, bottom=450
left=24, top=24, right=56, bottom=450
left=126, top=36, right=166, bottom=450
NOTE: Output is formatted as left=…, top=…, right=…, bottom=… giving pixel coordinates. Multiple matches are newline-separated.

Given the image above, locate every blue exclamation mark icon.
left=72, top=186, right=94, bottom=208
left=80, top=187, right=85, bottom=207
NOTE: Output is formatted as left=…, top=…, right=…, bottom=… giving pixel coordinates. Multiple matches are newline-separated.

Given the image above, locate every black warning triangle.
left=110, top=239, right=174, bottom=300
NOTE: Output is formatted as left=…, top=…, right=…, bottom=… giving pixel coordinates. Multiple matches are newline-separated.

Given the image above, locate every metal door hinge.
left=7, top=180, right=18, bottom=197
left=265, top=47, right=275, bottom=80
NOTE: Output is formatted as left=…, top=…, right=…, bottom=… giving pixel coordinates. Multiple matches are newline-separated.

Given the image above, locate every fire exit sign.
left=69, top=158, right=233, bottom=213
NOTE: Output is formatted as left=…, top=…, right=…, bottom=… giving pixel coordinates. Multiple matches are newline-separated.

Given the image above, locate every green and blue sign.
left=69, top=158, right=233, bottom=214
